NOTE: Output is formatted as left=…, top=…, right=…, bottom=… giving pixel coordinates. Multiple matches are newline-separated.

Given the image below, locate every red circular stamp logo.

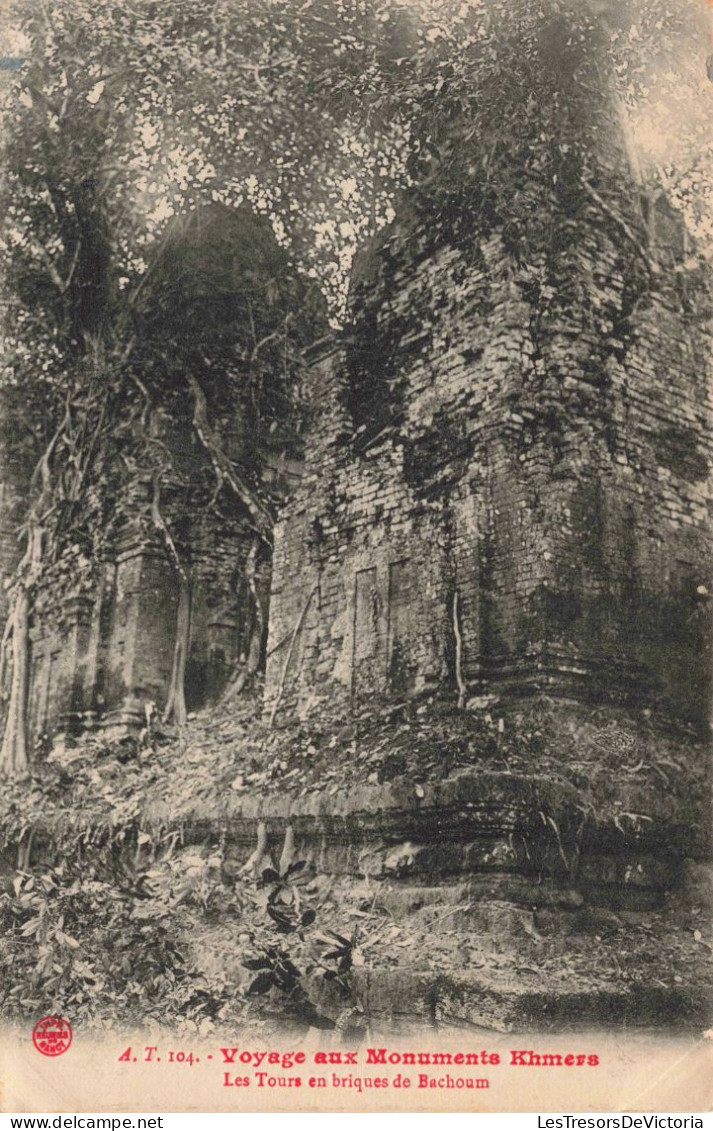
left=32, top=1016, right=72, bottom=1057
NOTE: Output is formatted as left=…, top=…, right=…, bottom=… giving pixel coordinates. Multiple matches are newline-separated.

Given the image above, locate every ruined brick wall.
left=1, top=202, right=324, bottom=751
left=265, top=110, right=713, bottom=730
left=23, top=473, right=260, bottom=746
left=18, top=408, right=286, bottom=748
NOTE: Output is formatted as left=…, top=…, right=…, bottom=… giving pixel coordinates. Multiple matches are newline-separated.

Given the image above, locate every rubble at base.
left=1, top=693, right=710, bottom=1032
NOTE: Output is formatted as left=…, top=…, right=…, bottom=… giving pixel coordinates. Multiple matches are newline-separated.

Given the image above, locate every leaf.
left=261, top=867, right=280, bottom=883
left=248, top=971, right=275, bottom=995
left=242, top=956, right=271, bottom=970
left=20, top=916, right=42, bottom=937
left=285, top=860, right=306, bottom=877
left=300, top=908, right=316, bottom=927
left=267, top=906, right=296, bottom=933
left=325, top=929, right=352, bottom=947
left=276, top=958, right=301, bottom=981
left=56, top=930, right=81, bottom=950
left=274, top=920, right=296, bottom=935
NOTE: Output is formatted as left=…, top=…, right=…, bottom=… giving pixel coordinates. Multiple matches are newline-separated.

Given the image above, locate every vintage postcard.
left=0, top=0, right=712, bottom=1115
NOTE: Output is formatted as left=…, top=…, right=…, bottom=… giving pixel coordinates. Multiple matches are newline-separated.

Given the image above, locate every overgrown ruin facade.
left=246, top=20, right=713, bottom=1026
left=265, top=40, right=713, bottom=734
left=21, top=476, right=264, bottom=744
left=0, top=204, right=317, bottom=749
left=1, top=2, right=712, bottom=1038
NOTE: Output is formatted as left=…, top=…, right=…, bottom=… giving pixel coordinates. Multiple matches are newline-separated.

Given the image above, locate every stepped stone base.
left=351, top=971, right=710, bottom=1032
left=8, top=713, right=709, bottom=1033
left=144, top=769, right=703, bottom=905
left=160, top=768, right=711, bottom=1032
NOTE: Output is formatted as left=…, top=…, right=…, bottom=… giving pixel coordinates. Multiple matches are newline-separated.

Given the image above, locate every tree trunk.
left=150, top=471, right=191, bottom=726
left=187, top=373, right=273, bottom=546
left=163, top=573, right=191, bottom=726
left=221, top=538, right=264, bottom=703
left=268, top=584, right=317, bottom=727
left=1, top=587, right=31, bottom=775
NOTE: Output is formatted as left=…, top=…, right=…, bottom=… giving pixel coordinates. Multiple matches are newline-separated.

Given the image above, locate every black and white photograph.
left=0, top=0, right=712, bottom=1114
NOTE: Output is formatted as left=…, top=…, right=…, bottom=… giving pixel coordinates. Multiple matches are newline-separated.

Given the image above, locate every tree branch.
left=268, top=583, right=317, bottom=727
left=186, top=372, right=273, bottom=546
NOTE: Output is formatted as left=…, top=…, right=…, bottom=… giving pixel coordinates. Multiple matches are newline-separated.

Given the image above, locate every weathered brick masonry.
left=22, top=473, right=262, bottom=746
left=266, top=91, right=713, bottom=730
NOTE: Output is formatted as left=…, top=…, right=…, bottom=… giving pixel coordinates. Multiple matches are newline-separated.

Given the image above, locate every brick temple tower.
left=265, top=2, right=713, bottom=731
left=0, top=204, right=322, bottom=749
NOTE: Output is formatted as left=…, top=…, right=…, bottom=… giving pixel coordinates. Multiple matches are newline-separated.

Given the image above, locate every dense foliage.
left=1, top=0, right=711, bottom=771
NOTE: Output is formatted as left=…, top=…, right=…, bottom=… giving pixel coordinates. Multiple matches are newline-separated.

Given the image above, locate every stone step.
left=311, top=968, right=712, bottom=1033
left=184, top=917, right=711, bottom=1034
left=375, top=890, right=670, bottom=938
left=374, top=877, right=584, bottom=917
left=399, top=901, right=630, bottom=940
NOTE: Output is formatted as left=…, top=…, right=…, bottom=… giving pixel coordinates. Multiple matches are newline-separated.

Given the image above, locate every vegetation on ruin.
left=1, top=0, right=712, bottom=772
left=0, top=693, right=710, bottom=1029
left=0, top=0, right=711, bottom=1028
